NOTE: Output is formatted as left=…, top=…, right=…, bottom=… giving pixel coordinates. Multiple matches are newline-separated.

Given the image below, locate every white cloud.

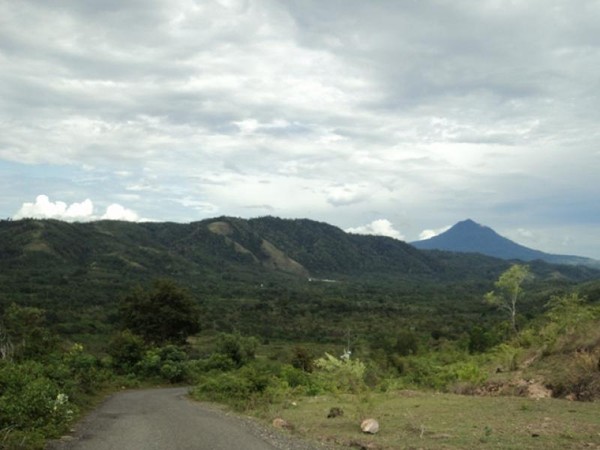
left=14, top=195, right=93, bottom=221
left=176, top=197, right=218, bottom=213
left=101, top=204, right=140, bottom=222
left=516, top=228, right=535, bottom=239
left=13, top=195, right=142, bottom=222
left=346, top=219, right=405, bottom=241
left=326, top=184, right=370, bottom=207
left=64, top=198, right=94, bottom=219
left=233, top=118, right=291, bottom=135
left=418, top=225, right=451, bottom=241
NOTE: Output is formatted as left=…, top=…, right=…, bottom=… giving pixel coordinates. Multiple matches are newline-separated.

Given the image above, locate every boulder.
left=360, top=418, right=379, bottom=434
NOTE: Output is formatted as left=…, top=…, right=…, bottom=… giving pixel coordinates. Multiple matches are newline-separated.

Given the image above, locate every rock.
left=272, top=417, right=292, bottom=430
left=360, top=418, right=380, bottom=434
left=327, top=407, right=344, bottom=418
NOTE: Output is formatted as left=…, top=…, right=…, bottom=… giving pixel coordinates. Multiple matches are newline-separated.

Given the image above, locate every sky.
left=1, top=0, right=599, bottom=259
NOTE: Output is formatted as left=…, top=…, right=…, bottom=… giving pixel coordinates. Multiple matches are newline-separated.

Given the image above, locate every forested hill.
left=2, top=216, right=600, bottom=345
left=1, top=217, right=598, bottom=289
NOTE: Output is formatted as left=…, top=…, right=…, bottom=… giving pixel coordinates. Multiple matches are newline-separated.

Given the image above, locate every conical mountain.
left=411, top=219, right=599, bottom=267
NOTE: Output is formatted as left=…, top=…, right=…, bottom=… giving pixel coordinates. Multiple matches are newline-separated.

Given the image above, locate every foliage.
left=136, top=345, right=189, bottom=383
left=485, top=264, right=532, bottom=333
left=119, top=279, right=200, bottom=345
left=63, top=343, right=110, bottom=394
left=544, top=293, right=597, bottom=337
left=468, top=325, right=498, bottom=353
left=215, top=333, right=258, bottom=367
left=2, top=218, right=595, bottom=350
left=491, top=343, right=521, bottom=372
left=107, top=330, right=145, bottom=374
left=1, top=303, right=58, bottom=360
left=523, top=293, right=600, bottom=400
left=191, top=361, right=290, bottom=411
left=313, top=352, right=366, bottom=394
left=550, top=350, right=600, bottom=401
left=0, top=360, right=77, bottom=448
left=290, top=345, right=314, bottom=372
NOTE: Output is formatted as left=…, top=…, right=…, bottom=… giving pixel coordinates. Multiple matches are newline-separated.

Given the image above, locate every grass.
left=263, top=390, right=600, bottom=449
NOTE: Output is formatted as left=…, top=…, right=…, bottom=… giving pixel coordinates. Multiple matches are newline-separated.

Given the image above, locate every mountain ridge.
left=1, top=217, right=597, bottom=286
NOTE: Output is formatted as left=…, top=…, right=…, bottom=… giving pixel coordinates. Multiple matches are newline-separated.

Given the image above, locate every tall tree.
left=119, top=279, right=200, bottom=345
left=485, top=264, right=532, bottom=333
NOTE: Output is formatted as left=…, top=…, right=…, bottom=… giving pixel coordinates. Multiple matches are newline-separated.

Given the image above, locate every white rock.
left=360, top=418, right=380, bottom=434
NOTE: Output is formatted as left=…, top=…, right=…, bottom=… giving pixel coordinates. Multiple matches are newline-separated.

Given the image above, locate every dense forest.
left=1, top=217, right=597, bottom=344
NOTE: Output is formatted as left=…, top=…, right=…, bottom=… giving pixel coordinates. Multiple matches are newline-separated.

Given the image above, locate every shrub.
left=313, top=353, right=366, bottom=394
left=63, top=343, right=108, bottom=394
left=216, top=333, right=258, bottom=367
left=290, top=346, right=314, bottom=372
left=550, top=350, right=600, bottom=401
left=280, top=364, right=311, bottom=388
left=107, top=330, right=145, bottom=374
left=191, top=361, right=292, bottom=411
left=0, top=361, right=77, bottom=440
left=136, top=345, right=189, bottom=383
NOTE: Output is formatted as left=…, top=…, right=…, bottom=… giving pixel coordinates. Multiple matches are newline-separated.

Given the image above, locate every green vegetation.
left=485, top=264, right=532, bottom=333
left=1, top=218, right=599, bottom=448
left=119, top=279, right=200, bottom=345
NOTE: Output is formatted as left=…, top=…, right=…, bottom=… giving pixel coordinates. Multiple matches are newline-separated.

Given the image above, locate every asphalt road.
left=46, top=387, right=314, bottom=450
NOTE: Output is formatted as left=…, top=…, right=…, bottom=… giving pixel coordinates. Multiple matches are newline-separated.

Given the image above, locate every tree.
left=1, top=303, right=58, bottom=360
left=119, top=279, right=200, bottom=345
left=485, top=264, right=532, bottom=333
left=291, top=345, right=314, bottom=372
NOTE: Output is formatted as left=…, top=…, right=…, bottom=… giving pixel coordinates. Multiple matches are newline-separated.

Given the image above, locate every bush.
left=63, top=343, right=109, bottom=394
left=1, top=304, right=59, bottom=361
left=194, top=353, right=237, bottom=373
left=136, top=345, right=189, bottom=383
left=290, top=346, right=314, bottom=372
left=216, top=333, right=258, bottom=367
left=550, top=350, right=600, bottom=401
left=313, top=353, right=366, bottom=394
left=107, top=330, right=145, bottom=374
left=0, top=361, right=77, bottom=441
left=191, top=361, right=291, bottom=411
left=280, top=364, right=310, bottom=388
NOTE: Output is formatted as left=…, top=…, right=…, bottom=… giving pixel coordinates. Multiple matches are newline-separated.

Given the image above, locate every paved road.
left=47, top=387, right=301, bottom=450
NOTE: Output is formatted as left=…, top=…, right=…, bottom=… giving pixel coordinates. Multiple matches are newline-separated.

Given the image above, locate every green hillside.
left=1, top=217, right=597, bottom=344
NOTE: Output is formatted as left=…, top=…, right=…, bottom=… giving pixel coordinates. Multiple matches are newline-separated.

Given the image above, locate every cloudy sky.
left=1, top=0, right=599, bottom=258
